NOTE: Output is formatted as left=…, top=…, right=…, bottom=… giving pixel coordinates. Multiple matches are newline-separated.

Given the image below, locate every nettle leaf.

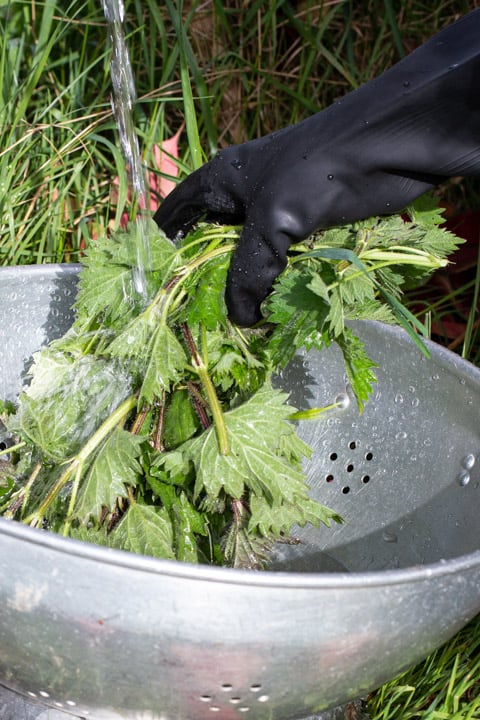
left=186, top=255, right=229, bottom=329
left=106, top=307, right=159, bottom=362
left=306, top=272, right=330, bottom=302
left=249, top=494, right=341, bottom=538
left=357, top=215, right=407, bottom=249
left=69, top=525, right=111, bottom=548
left=207, top=329, right=266, bottom=394
left=339, top=264, right=376, bottom=306
left=185, top=384, right=309, bottom=502
left=138, top=471, right=205, bottom=563
left=326, top=286, right=344, bottom=337
left=375, top=266, right=404, bottom=298
left=149, top=449, right=191, bottom=486
left=266, top=269, right=329, bottom=367
left=172, top=491, right=208, bottom=563
left=139, top=321, right=188, bottom=404
left=75, top=429, right=144, bottom=522
left=310, top=226, right=354, bottom=248
left=76, top=237, right=141, bottom=328
left=112, top=502, right=175, bottom=559
left=75, top=221, right=178, bottom=330
left=13, top=353, right=132, bottom=461
left=407, top=193, right=447, bottom=227
left=163, top=389, right=199, bottom=449
left=336, top=327, right=377, bottom=413
left=221, top=500, right=270, bottom=570
left=344, top=298, right=395, bottom=325
left=145, top=221, right=178, bottom=273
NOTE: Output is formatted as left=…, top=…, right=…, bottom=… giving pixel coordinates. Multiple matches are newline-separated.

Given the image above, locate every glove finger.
left=225, top=223, right=290, bottom=327
left=153, top=152, right=248, bottom=241
left=153, top=168, right=209, bottom=240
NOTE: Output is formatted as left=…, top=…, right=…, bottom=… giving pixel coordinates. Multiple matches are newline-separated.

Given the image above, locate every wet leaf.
left=75, top=429, right=144, bottom=521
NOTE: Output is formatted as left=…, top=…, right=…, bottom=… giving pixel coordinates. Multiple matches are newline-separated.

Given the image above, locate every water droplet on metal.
left=327, top=174, right=334, bottom=181
left=382, top=531, right=398, bottom=543
left=457, top=470, right=470, bottom=486
left=394, top=393, right=404, bottom=404
left=395, top=431, right=407, bottom=440
left=462, top=454, right=475, bottom=470
left=335, top=392, right=350, bottom=410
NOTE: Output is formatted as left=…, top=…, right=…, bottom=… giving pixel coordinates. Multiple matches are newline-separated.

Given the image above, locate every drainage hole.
left=329, top=452, right=338, bottom=461
left=346, top=464, right=354, bottom=473
left=221, top=684, right=233, bottom=691
left=365, top=452, right=374, bottom=461
left=348, top=441, right=357, bottom=450
left=362, top=475, right=370, bottom=484
left=200, top=695, right=212, bottom=703
left=326, top=474, right=334, bottom=483
left=230, top=697, right=242, bottom=704
left=250, top=684, right=262, bottom=692
left=342, top=486, right=350, bottom=494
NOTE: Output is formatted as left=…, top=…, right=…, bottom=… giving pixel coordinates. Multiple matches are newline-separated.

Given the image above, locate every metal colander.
left=0, top=264, right=479, bottom=720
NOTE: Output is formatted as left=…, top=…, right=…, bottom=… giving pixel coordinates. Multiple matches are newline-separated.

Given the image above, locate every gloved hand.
left=154, top=10, right=480, bottom=326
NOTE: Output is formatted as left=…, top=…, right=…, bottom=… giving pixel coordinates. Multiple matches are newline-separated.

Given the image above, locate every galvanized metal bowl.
left=0, top=264, right=479, bottom=720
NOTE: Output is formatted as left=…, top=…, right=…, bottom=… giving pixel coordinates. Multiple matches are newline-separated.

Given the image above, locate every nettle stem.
left=24, top=394, right=138, bottom=526
left=3, top=460, right=42, bottom=520
left=181, top=323, right=230, bottom=455
left=0, top=441, right=25, bottom=458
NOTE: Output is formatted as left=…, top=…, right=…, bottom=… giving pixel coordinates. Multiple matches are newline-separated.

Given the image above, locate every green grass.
left=1, top=0, right=480, bottom=717
left=368, top=614, right=480, bottom=719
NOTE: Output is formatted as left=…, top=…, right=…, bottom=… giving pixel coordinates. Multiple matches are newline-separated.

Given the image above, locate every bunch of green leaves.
left=0, top=197, right=461, bottom=568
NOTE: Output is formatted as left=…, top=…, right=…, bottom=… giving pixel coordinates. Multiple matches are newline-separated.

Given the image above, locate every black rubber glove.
left=154, top=10, right=480, bottom=326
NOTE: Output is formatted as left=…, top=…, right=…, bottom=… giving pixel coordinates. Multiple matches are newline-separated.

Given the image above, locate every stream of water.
left=101, top=0, right=151, bottom=296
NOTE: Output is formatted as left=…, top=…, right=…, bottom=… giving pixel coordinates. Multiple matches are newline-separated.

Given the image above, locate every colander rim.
left=1, top=516, right=479, bottom=589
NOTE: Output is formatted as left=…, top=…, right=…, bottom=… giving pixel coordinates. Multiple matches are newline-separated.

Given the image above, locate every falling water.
left=101, top=0, right=151, bottom=296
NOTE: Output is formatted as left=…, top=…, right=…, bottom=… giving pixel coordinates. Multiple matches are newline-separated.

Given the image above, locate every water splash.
left=102, top=0, right=151, bottom=296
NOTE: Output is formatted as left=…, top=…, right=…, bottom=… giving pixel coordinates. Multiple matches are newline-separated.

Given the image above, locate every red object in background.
left=112, top=129, right=182, bottom=228
left=445, top=209, right=480, bottom=271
